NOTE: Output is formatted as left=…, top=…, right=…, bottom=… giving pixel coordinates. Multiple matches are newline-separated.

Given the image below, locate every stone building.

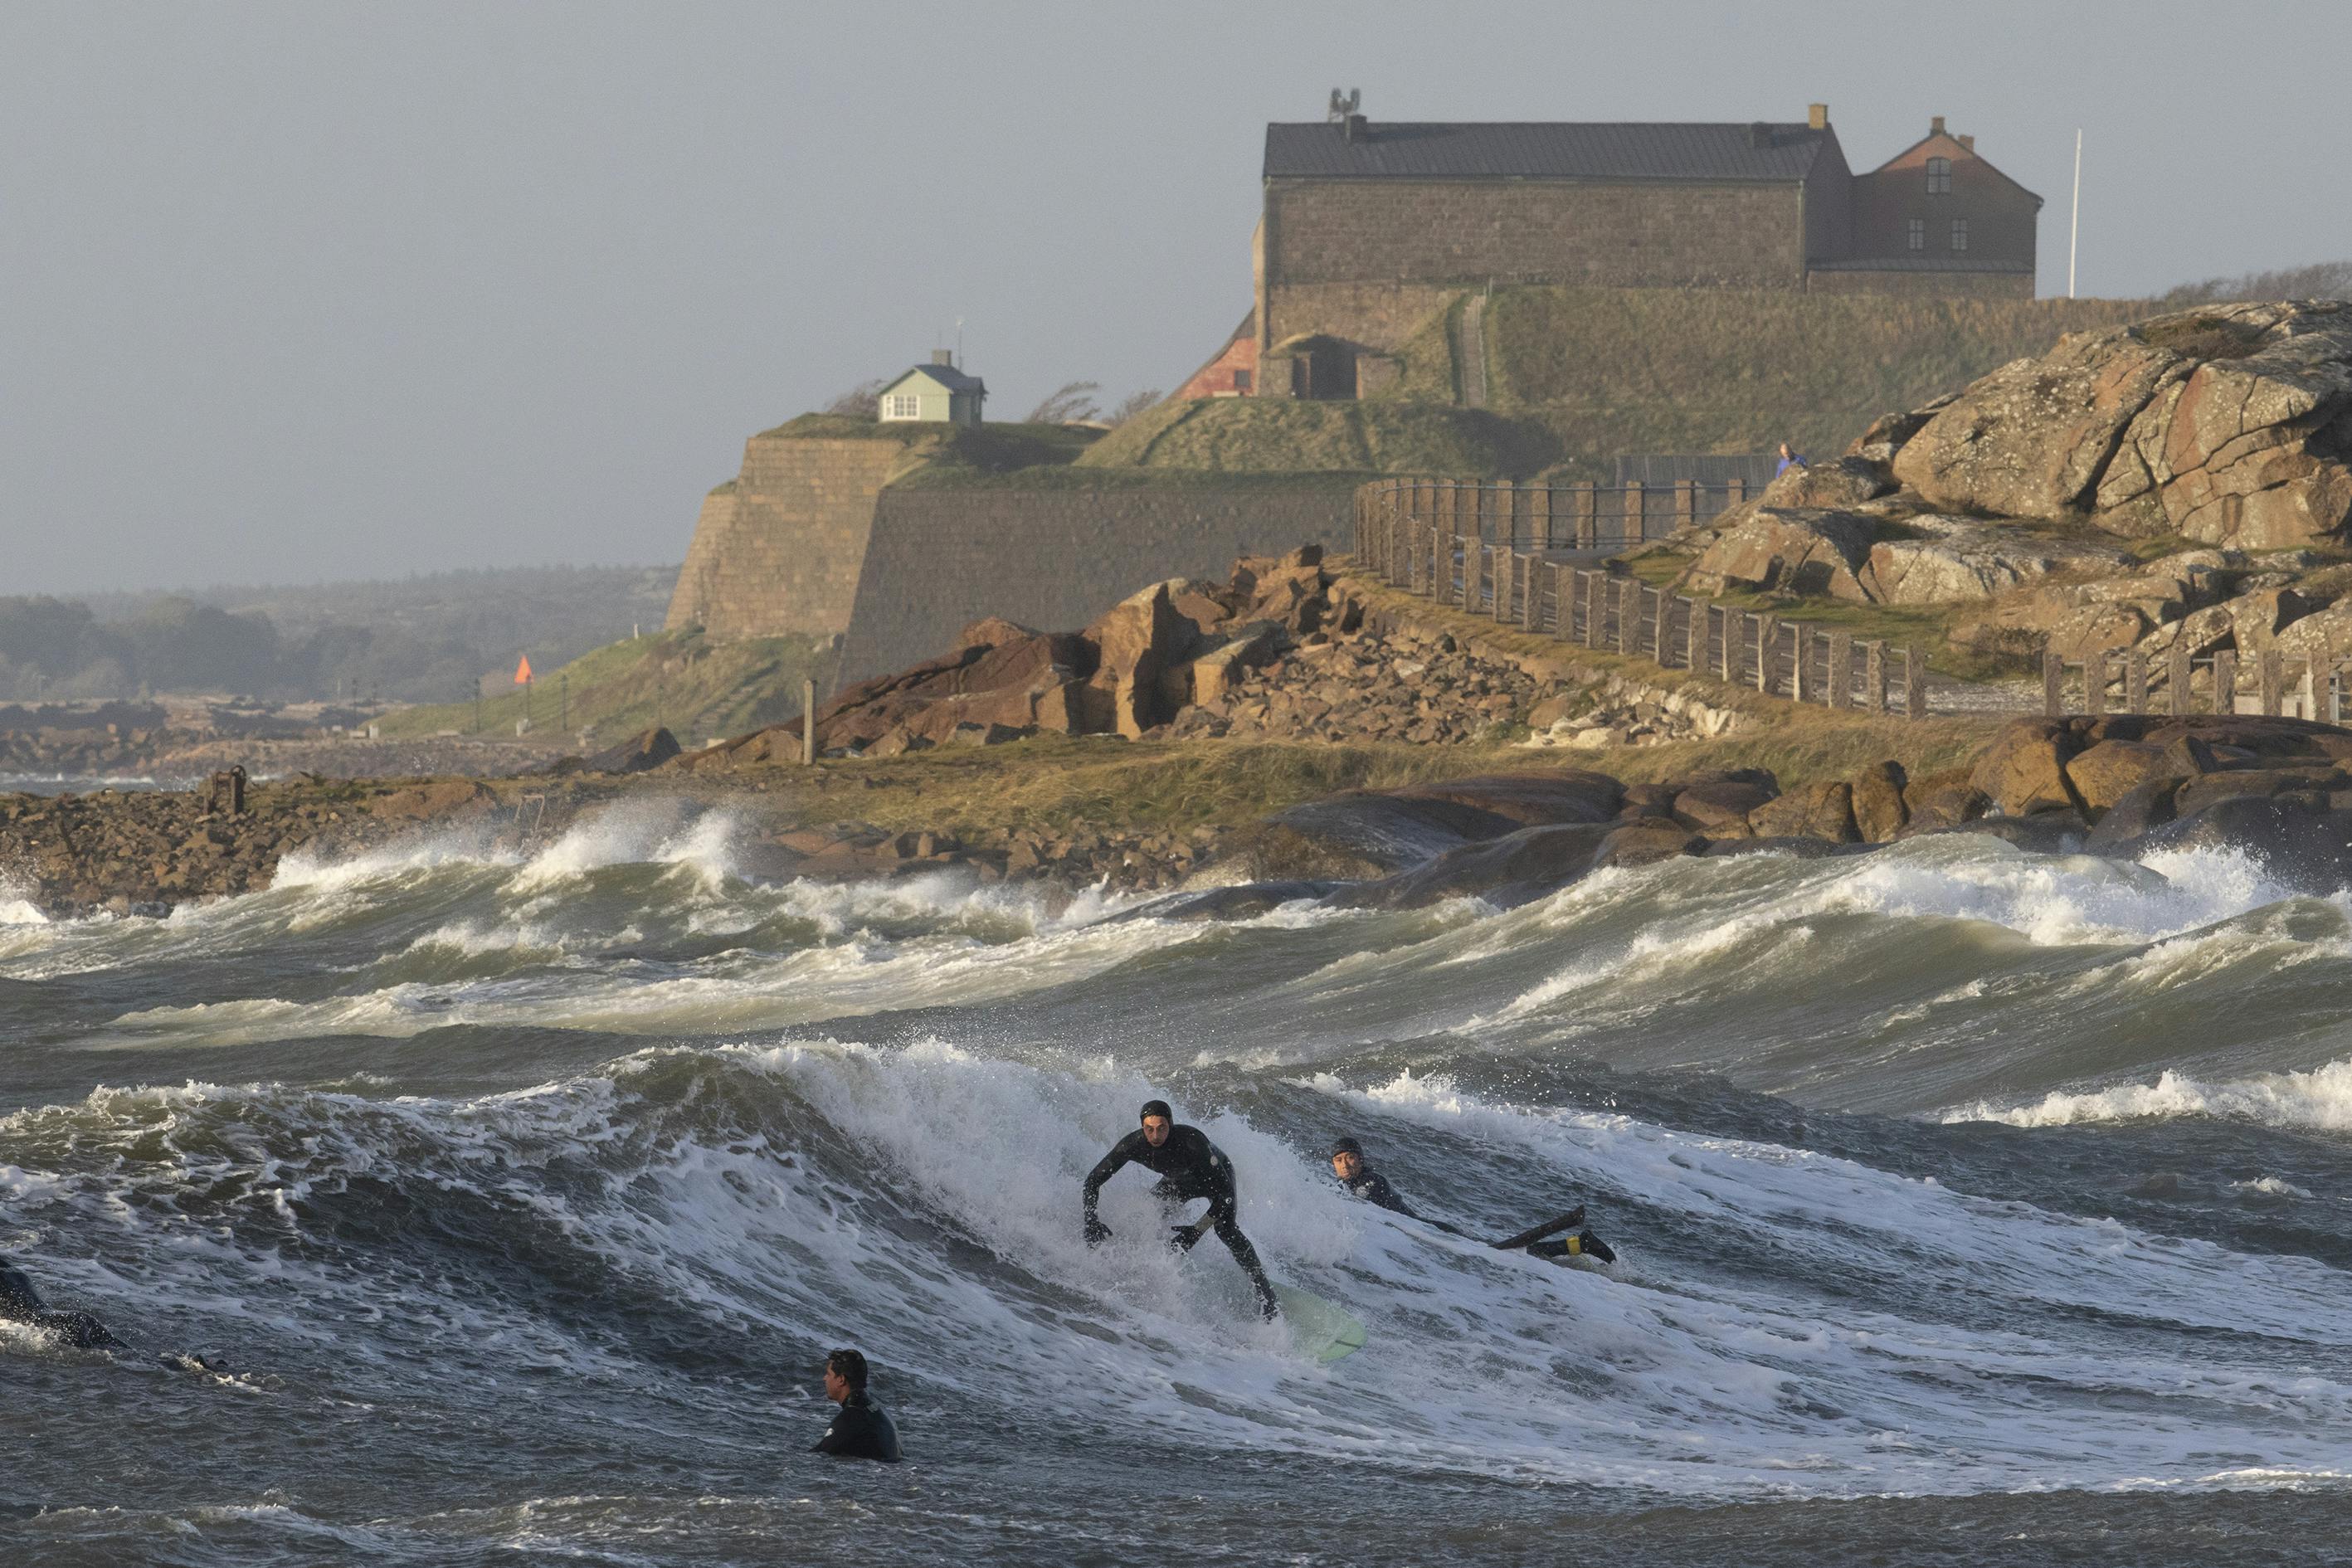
left=1246, top=103, right=2041, bottom=397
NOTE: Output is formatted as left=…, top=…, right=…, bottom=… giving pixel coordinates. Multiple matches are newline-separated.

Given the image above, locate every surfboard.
left=1272, top=1285, right=1366, bottom=1364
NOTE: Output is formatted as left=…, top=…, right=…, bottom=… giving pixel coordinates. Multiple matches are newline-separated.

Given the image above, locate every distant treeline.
left=1, top=564, right=677, bottom=704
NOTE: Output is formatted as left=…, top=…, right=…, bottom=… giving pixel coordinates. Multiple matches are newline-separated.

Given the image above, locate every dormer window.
left=1926, top=156, right=1951, bottom=194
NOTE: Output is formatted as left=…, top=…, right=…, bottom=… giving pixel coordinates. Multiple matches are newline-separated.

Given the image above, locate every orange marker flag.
left=514, top=655, right=534, bottom=684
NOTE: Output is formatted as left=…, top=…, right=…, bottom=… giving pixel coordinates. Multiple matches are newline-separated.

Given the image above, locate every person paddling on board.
left=1083, top=1099, right=1281, bottom=1322
left=0, top=1251, right=123, bottom=1351
left=1329, top=1137, right=1617, bottom=1264
left=810, top=1347, right=902, bottom=1463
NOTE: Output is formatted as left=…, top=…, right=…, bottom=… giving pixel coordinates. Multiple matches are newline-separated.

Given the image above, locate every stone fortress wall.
left=663, top=426, right=1355, bottom=689
left=663, top=435, right=906, bottom=641
left=835, top=486, right=1356, bottom=684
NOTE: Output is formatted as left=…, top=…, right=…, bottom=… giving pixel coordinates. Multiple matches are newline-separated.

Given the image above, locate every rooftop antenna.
left=1327, top=87, right=1359, bottom=124
left=956, top=317, right=964, bottom=370
left=2068, top=127, right=2082, bottom=299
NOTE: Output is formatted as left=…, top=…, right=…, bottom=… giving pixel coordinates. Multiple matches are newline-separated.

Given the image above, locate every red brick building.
left=1237, top=104, right=2040, bottom=398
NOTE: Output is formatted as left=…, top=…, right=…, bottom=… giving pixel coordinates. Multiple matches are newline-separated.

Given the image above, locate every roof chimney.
left=1931, top=114, right=1946, bottom=137
left=932, top=349, right=954, bottom=367
left=1958, top=134, right=1975, bottom=152
left=1749, top=121, right=1770, bottom=149
left=1344, top=112, right=1367, bottom=143
left=1807, top=103, right=1827, bottom=130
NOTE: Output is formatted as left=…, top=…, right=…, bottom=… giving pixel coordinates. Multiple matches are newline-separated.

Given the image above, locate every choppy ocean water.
left=5, top=798, right=2352, bottom=1566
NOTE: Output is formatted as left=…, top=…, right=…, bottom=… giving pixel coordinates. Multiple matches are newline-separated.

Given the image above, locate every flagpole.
left=2068, top=128, right=2082, bottom=299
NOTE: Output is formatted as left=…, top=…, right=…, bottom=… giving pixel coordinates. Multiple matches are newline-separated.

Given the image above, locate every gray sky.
left=6, top=0, right=2348, bottom=595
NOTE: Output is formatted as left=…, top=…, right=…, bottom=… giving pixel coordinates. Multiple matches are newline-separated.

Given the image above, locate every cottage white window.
left=1926, top=156, right=1951, bottom=193
left=1907, top=218, right=1926, bottom=251
left=884, top=394, right=921, bottom=419
left=1950, top=218, right=1969, bottom=252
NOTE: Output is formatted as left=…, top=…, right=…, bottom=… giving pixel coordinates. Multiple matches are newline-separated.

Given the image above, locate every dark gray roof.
left=1265, top=121, right=1834, bottom=183
left=887, top=363, right=986, bottom=392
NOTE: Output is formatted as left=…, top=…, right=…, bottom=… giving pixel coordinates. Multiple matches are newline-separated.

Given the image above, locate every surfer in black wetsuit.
left=1329, top=1137, right=1616, bottom=1264
left=1083, top=1099, right=1281, bottom=1322
left=0, top=1252, right=122, bottom=1351
left=811, top=1347, right=902, bottom=1463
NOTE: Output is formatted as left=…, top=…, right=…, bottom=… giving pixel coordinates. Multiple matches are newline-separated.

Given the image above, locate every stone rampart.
left=835, top=486, right=1356, bottom=684
left=663, top=435, right=905, bottom=638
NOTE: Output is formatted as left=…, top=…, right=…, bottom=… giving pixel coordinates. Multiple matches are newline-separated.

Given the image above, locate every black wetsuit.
left=1083, top=1125, right=1279, bottom=1319
left=0, top=1253, right=120, bottom=1351
left=811, top=1390, right=902, bottom=1462
left=1338, top=1168, right=1613, bottom=1262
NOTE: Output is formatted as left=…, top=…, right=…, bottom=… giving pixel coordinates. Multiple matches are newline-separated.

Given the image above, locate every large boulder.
left=1760, top=455, right=1892, bottom=510
left=1849, top=761, right=1909, bottom=842
left=1335, top=822, right=1621, bottom=911
left=1969, top=719, right=2085, bottom=816
left=585, top=726, right=681, bottom=774
left=1083, top=582, right=1200, bottom=738
left=2062, top=740, right=2174, bottom=814
left=1895, top=301, right=2352, bottom=547
left=2092, top=302, right=2352, bottom=548
left=1678, top=505, right=1875, bottom=600
left=1858, top=517, right=2133, bottom=605
left=1673, top=774, right=1779, bottom=832
left=2131, top=796, right=2352, bottom=894
left=1394, top=772, right=1627, bottom=827
left=1892, top=324, right=2190, bottom=519
left=1747, top=780, right=1858, bottom=842
left=1899, top=767, right=1990, bottom=832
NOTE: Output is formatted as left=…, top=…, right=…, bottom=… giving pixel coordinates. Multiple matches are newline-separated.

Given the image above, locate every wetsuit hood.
left=1140, top=1098, right=1172, bottom=1124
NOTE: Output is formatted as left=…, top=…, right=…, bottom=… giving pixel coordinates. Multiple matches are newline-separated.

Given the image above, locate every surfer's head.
left=1331, top=1137, right=1364, bottom=1181
left=824, top=1347, right=869, bottom=1403
left=1140, top=1099, right=1173, bottom=1147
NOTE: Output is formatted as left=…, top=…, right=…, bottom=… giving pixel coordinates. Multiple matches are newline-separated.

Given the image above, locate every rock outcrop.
left=1893, top=301, right=2352, bottom=548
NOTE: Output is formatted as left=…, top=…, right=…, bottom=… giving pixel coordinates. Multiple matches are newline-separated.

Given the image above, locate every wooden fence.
left=1354, top=479, right=1931, bottom=718
left=2043, top=647, right=2352, bottom=720
left=1351, top=476, right=1748, bottom=558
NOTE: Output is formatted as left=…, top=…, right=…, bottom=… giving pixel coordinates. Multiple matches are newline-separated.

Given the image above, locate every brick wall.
left=1849, top=136, right=2038, bottom=274
left=834, top=485, right=1357, bottom=684
left=662, top=436, right=905, bottom=639
left=1264, top=178, right=1809, bottom=301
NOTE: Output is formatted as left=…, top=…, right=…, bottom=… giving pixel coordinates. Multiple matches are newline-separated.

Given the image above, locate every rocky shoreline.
left=11, top=707, right=2352, bottom=923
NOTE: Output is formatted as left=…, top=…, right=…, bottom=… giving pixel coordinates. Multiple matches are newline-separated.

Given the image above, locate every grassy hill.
left=1079, top=287, right=2151, bottom=481
left=1073, top=397, right=1559, bottom=476
left=374, top=627, right=828, bottom=749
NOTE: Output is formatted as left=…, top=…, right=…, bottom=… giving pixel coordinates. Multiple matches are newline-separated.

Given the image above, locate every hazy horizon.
left=7, top=0, right=2350, bottom=595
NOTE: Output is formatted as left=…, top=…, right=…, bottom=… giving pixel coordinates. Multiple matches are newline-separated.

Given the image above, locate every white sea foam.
left=1945, top=1057, right=2352, bottom=1132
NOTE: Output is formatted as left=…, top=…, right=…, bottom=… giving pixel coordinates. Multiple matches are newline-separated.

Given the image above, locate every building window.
left=1907, top=218, right=1925, bottom=251
left=1233, top=368, right=1252, bottom=393
left=1926, top=156, right=1950, bottom=193
left=1950, top=218, right=1969, bottom=252
left=883, top=393, right=921, bottom=420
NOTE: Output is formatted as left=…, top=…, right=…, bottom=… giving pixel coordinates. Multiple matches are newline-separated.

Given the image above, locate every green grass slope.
left=1073, top=397, right=1558, bottom=477
left=375, top=629, right=828, bottom=749
left=1485, top=286, right=2149, bottom=475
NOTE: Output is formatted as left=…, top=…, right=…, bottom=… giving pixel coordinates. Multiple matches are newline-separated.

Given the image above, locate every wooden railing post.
left=1906, top=645, right=1928, bottom=718
left=2261, top=650, right=2283, bottom=716
left=2301, top=657, right=2316, bottom=722
left=1675, top=479, right=1697, bottom=533
left=1790, top=621, right=1810, bottom=701
left=2169, top=641, right=2191, bottom=716
left=1623, top=481, right=1646, bottom=548
left=1682, top=596, right=1705, bottom=671
left=1828, top=631, right=1853, bottom=709
left=2043, top=649, right=2065, bottom=715
left=1719, top=604, right=1738, bottom=681
left=1573, top=482, right=1597, bottom=549
left=1617, top=579, right=1640, bottom=656
left=1865, top=640, right=1887, bottom=713
left=1585, top=572, right=1607, bottom=650
left=2215, top=650, right=2238, bottom=713
left=2087, top=651, right=2110, bottom=717
left=2125, top=650, right=2148, bottom=714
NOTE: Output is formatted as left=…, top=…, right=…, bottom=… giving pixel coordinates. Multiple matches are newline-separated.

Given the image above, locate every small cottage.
left=877, top=351, right=987, bottom=426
